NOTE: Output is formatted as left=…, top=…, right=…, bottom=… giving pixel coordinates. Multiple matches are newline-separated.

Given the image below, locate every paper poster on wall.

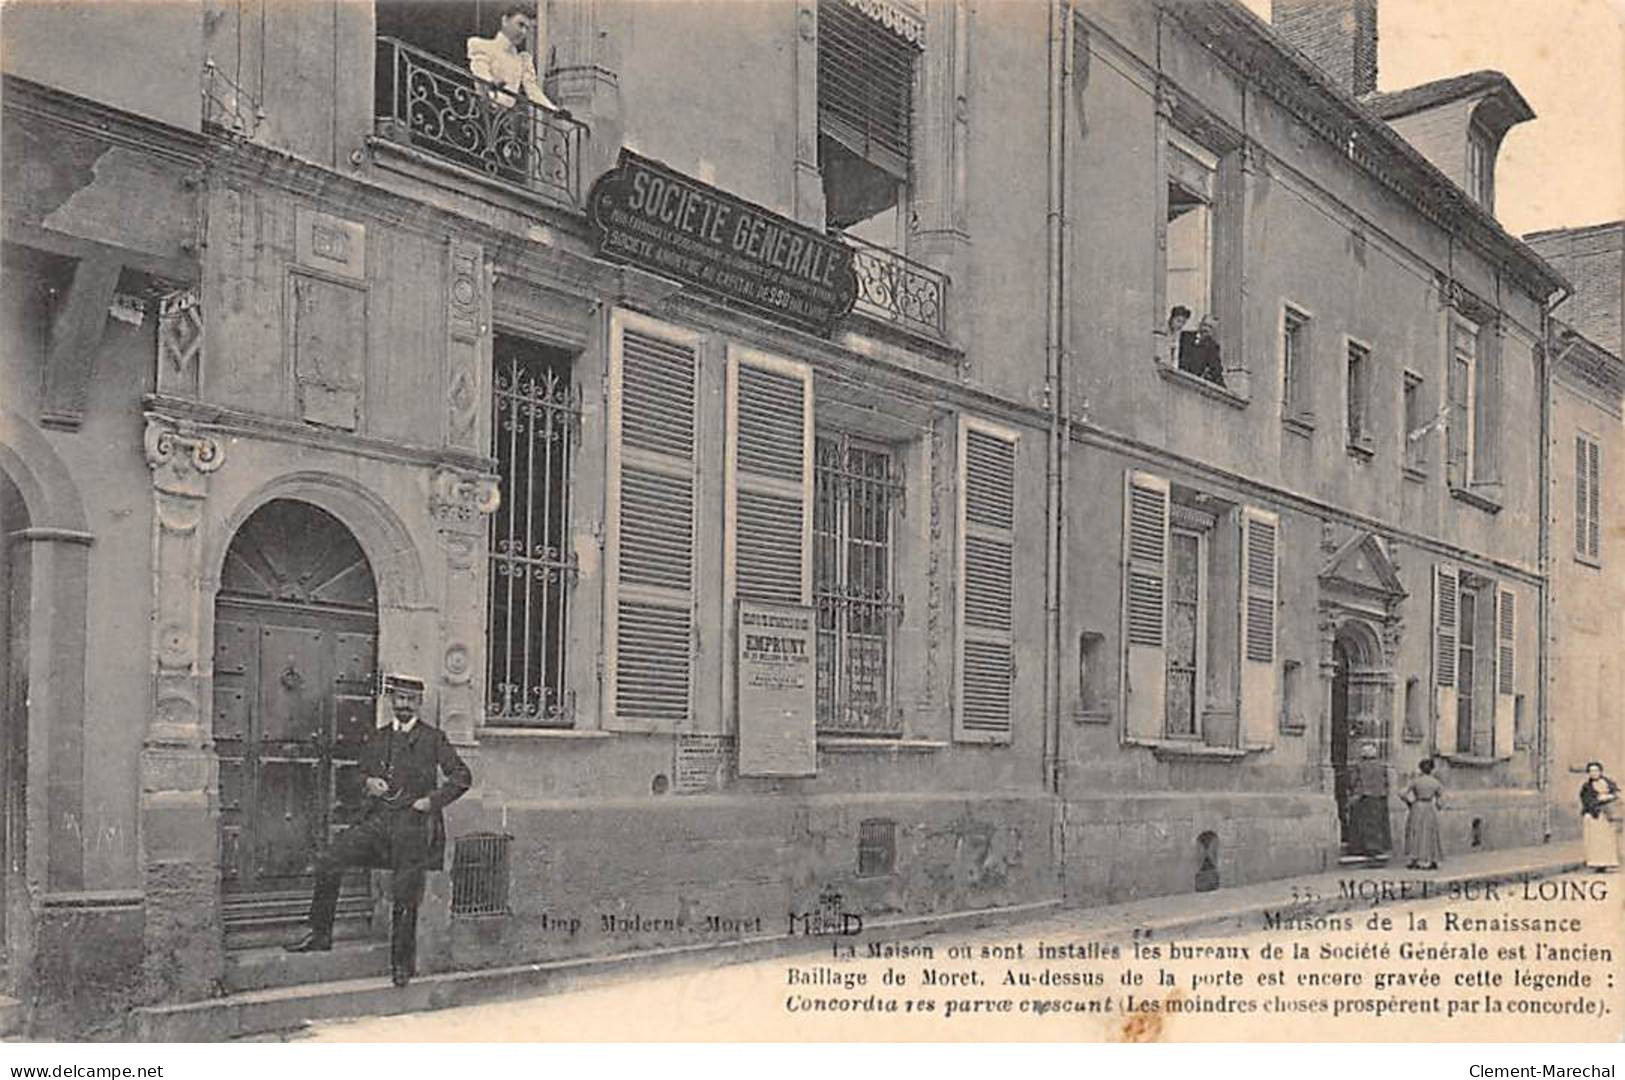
left=736, top=600, right=817, bottom=777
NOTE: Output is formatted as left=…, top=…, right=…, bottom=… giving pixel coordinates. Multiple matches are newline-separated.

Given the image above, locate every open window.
left=817, top=0, right=920, bottom=250
left=374, top=1, right=581, bottom=204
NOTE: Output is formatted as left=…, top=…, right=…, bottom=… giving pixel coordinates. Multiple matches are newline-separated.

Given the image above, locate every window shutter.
left=1447, top=326, right=1472, bottom=488
left=604, top=312, right=700, bottom=732
left=1239, top=507, right=1279, bottom=750
left=1432, top=563, right=1458, bottom=755
left=727, top=347, right=813, bottom=608
left=1587, top=438, right=1601, bottom=561
left=1576, top=435, right=1590, bottom=559
left=817, top=0, right=918, bottom=180
left=1122, top=470, right=1169, bottom=744
left=956, top=417, right=1016, bottom=743
left=1493, top=587, right=1515, bottom=759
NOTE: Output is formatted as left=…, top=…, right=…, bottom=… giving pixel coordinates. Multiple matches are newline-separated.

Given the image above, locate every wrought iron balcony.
left=839, top=233, right=949, bottom=341
left=375, top=36, right=586, bottom=208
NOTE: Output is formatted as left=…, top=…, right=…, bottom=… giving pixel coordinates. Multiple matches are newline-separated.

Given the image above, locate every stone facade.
left=0, top=0, right=1573, bottom=1037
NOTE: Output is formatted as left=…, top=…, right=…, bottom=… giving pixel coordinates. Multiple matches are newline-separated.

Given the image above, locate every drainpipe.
left=1042, top=0, right=1075, bottom=803
left=1536, top=279, right=1570, bottom=842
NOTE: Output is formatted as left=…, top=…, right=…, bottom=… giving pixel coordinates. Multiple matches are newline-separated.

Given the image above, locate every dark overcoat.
left=356, top=720, right=472, bottom=870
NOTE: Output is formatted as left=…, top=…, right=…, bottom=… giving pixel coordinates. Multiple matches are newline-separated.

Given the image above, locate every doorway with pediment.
left=1318, top=531, right=1407, bottom=860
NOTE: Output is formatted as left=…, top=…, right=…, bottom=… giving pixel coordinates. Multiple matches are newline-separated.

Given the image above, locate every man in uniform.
left=286, top=674, right=472, bottom=988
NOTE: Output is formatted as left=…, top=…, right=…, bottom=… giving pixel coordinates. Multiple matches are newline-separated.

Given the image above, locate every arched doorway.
left=214, top=499, right=380, bottom=948
left=1330, top=619, right=1391, bottom=854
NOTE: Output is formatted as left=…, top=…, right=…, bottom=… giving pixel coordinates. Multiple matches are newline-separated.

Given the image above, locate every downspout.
left=1536, top=279, right=1570, bottom=842
left=1043, top=0, right=1074, bottom=801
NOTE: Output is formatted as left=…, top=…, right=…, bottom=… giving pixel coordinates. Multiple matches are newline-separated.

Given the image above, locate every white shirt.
left=467, top=33, right=556, bottom=110
left=375, top=714, right=418, bottom=734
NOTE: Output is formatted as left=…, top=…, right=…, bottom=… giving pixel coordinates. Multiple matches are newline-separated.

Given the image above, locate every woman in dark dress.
left=1347, top=742, right=1392, bottom=857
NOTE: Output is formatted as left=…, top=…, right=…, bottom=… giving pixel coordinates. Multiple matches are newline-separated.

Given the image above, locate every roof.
left=1160, top=1, right=1565, bottom=302
left=1365, top=70, right=1534, bottom=124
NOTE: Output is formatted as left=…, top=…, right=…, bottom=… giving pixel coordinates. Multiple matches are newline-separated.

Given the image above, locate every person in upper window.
left=1178, top=314, right=1225, bottom=387
left=1166, top=305, right=1191, bottom=366
left=468, top=4, right=561, bottom=112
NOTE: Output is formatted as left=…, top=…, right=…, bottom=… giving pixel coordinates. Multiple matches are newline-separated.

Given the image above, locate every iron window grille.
left=451, top=832, right=512, bottom=917
left=857, top=818, right=898, bottom=878
left=488, top=341, right=580, bottom=726
left=814, top=435, right=905, bottom=737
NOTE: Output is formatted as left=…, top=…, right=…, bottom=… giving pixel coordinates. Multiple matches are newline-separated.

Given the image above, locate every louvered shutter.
left=1432, top=564, right=1458, bottom=755
left=1576, top=435, right=1591, bottom=558
left=1493, top=587, right=1515, bottom=759
left=1122, top=471, right=1169, bottom=744
left=1586, top=438, right=1601, bottom=561
left=956, top=417, right=1016, bottom=743
left=604, top=312, right=700, bottom=732
left=817, top=0, right=918, bottom=181
left=1239, top=507, right=1279, bottom=750
left=726, top=348, right=813, bottom=608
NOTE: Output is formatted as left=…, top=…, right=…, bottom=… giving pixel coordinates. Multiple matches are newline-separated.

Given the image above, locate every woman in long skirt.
left=1401, top=757, right=1445, bottom=870
left=1346, top=742, right=1392, bottom=857
left=1580, top=761, right=1621, bottom=872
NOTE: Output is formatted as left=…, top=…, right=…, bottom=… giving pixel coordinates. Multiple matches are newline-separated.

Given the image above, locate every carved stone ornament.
left=430, top=466, right=501, bottom=525
left=144, top=413, right=225, bottom=497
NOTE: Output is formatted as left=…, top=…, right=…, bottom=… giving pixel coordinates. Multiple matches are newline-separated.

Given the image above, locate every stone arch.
left=1334, top=617, right=1384, bottom=672
left=206, top=471, right=427, bottom=610
left=0, top=407, right=90, bottom=535
left=0, top=408, right=94, bottom=994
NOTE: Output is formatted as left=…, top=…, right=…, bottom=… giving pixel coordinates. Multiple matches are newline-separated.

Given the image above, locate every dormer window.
left=1467, top=125, right=1494, bottom=209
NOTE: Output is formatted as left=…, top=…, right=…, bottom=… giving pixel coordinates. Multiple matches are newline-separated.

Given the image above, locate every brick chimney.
left=1271, top=0, right=1379, bottom=98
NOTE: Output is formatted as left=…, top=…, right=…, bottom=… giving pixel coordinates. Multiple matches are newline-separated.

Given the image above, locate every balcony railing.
left=840, top=233, right=949, bottom=340
left=375, top=36, right=586, bottom=208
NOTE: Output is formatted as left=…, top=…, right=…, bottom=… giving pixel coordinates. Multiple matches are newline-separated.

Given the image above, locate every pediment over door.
left=1319, top=531, right=1407, bottom=605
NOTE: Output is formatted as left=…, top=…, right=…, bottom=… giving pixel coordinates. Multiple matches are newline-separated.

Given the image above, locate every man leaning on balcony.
left=467, top=4, right=562, bottom=114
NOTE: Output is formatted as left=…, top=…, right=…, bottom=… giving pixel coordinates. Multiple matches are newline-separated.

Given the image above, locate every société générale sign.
left=587, top=150, right=858, bottom=335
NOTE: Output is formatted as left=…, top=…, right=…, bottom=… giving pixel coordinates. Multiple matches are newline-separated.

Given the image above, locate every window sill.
left=818, top=737, right=948, bottom=753
left=477, top=726, right=613, bottom=740
left=1448, top=485, right=1502, bottom=515
left=1402, top=727, right=1425, bottom=744
left=1346, top=440, right=1375, bottom=462
left=1574, top=553, right=1603, bottom=570
left=1282, top=414, right=1316, bottom=438
left=1073, top=708, right=1114, bottom=726
left=1402, top=464, right=1428, bottom=484
left=1437, top=752, right=1508, bottom=768
left=1154, top=359, right=1249, bottom=409
left=1146, top=740, right=1248, bottom=761
left=1279, top=717, right=1308, bottom=737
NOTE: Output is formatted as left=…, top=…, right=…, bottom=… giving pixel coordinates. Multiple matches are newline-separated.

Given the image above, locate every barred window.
left=488, top=337, right=578, bottom=725
left=814, top=435, right=904, bottom=736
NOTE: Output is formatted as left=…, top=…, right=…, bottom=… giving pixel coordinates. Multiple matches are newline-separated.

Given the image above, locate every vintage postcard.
left=0, top=0, right=1620, bottom=1052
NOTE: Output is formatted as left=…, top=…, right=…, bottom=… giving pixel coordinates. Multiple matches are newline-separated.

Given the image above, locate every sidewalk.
left=127, top=840, right=1584, bottom=1041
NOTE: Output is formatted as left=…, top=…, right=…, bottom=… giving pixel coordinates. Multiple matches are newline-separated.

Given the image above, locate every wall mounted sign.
left=587, top=149, right=857, bottom=335
left=736, top=601, right=817, bottom=777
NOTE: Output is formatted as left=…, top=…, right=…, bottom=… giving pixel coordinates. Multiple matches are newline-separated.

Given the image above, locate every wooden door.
left=214, top=500, right=379, bottom=947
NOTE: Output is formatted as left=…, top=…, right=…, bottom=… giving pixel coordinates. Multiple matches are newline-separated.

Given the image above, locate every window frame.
left=485, top=333, right=579, bottom=728
left=813, top=431, right=905, bottom=738
left=1164, top=129, right=1219, bottom=332
left=1402, top=369, right=1428, bottom=476
left=1343, top=335, right=1374, bottom=455
left=1164, top=524, right=1209, bottom=741
left=1280, top=301, right=1314, bottom=429
left=1575, top=430, right=1603, bottom=566
left=1448, top=314, right=1480, bottom=490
